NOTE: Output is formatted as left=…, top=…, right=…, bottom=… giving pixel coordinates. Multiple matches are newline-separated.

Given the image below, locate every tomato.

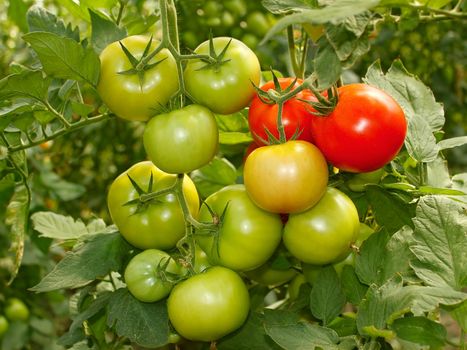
left=97, top=35, right=178, bottom=122
left=0, top=315, right=9, bottom=337
left=283, top=187, right=360, bottom=265
left=184, top=37, right=261, bottom=114
left=347, top=168, right=385, bottom=192
left=167, top=266, right=250, bottom=341
left=287, top=273, right=307, bottom=300
left=107, top=161, right=199, bottom=250
left=124, top=249, right=184, bottom=302
left=244, top=262, right=297, bottom=286
left=246, top=12, right=270, bottom=37
left=310, top=84, right=407, bottom=173
left=243, top=141, right=328, bottom=214
left=143, top=104, right=218, bottom=174
left=4, top=298, right=29, bottom=322
left=248, top=78, right=317, bottom=145
left=197, top=185, right=283, bottom=271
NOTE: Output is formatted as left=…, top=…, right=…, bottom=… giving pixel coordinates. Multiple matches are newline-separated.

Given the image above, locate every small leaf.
left=107, top=288, right=169, bottom=348
left=438, top=136, right=467, bottom=150
left=27, top=6, right=80, bottom=41
left=190, top=158, right=237, bottom=198
left=391, top=316, right=447, bottom=348
left=0, top=70, right=51, bottom=101
left=40, top=170, right=86, bottom=201
left=313, top=40, right=342, bottom=89
left=23, top=32, right=100, bottom=86
left=89, top=10, right=126, bottom=54
left=341, top=265, right=368, bottom=305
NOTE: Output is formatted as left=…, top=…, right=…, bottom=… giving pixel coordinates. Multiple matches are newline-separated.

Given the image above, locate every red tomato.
left=248, top=78, right=317, bottom=145
left=310, top=84, right=407, bottom=173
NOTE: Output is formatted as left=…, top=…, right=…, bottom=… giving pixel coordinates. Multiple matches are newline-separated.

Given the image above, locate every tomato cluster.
left=99, top=33, right=406, bottom=344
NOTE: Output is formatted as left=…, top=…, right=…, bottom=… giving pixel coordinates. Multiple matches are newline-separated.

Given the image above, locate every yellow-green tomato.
left=107, top=161, right=199, bottom=250
left=184, top=37, right=261, bottom=115
left=0, top=315, right=9, bottom=337
left=245, top=262, right=298, bottom=286
left=347, top=168, right=385, bottom=192
left=124, top=249, right=183, bottom=302
left=167, top=266, right=250, bottom=341
left=143, top=104, right=219, bottom=174
left=284, top=188, right=359, bottom=265
left=97, top=35, right=178, bottom=121
left=287, top=273, right=307, bottom=300
left=197, top=185, right=283, bottom=271
left=4, top=298, right=29, bottom=322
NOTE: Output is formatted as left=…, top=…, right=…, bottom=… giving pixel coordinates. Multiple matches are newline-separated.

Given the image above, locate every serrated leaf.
left=107, top=288, right=169, bottom=348
left=391, top=317, right=447, bottom=348
left=313, top=39, right=342, bottom=89
left=0, top=70, right=51, bottom=101
left=89, top=10, right=127, bottom=54
left=310, top=266, right=346, bottom=325
left=23, top=32, right=100, bottom=86
left=264, top=309, right=340, bottom=349
left=410, top=196, right=467, bottom=290
left=27, top=6, right=80, bottom=41
left=30, top=232, right=131, bottom=292
left=190, top=158, right=237, bottom=198
left=341, top=265, right=367, bottom=305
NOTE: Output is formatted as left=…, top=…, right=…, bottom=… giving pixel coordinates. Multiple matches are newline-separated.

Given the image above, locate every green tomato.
left=347, top=168, right=385, bottom=192
left=245, top=261, right=297, bottom=286
left=246, top=11, right=270, bottom=37
left=287, top=273, right=307, bottom=300
left=124, top=249, right=184, bottom=302
left=283, top=188, right=360, bottom=265
left=0, top=315, right=9, bottom=337
left=184, top=37, right=261, bottom=114
left=224, top=0, right=247, bottom=18
left=143, top=104, right=219, bottom=174
left=167, top=266, right=249, bottom=341
left=197, top=185, right=283, bottom=271
left=4, top=298, right=29, bottom=322
left=107, top=161, right=200, bottom=250
left=193, top=244, right=211, bottom=274
left=97, top=35, right=178, bottom=121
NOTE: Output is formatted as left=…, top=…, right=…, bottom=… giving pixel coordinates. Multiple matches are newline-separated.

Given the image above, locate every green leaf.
left=27, top=6, right=80, bottom=41
left=426, top=156, right=451, bottom=189
left=215, top=112, right=250, bottom=132
left=89, top=10, right=127, bottom=54
left=218, top=312, right=281, bottom=350
left=219, top=131, right=252, bottom=145
left=40, top=170, right=86, bottom=201
left=313, top=39, right=342, bottom=88
left=0, top=70, right=51, bottom=101
left=31, top=212, right=108, bottom=240
left=30, top=232, right=131, bottom=292
left=190, top=157, right=237, bottom=198
left=406, top=114, right=439, bottom=162
left=366, top=185, right=416, bottom=233
left=8, top=0, right=30, bottom=33
left=107, top=288, right=169, bottom=348
left=68, top=292, right=112, bottom=333
left=264, top=309, right=340, bottom=349
left=447, top=299, right=467, bottom=332
left=410, top=196, right=467, bottom=290
left=327, top=316, right=358, bottom=338
left=310, top=266, right=346, bottom=325
left=341, top=265, right=368, bottom=305
left=23, top=32, right=100, bottom=86
left=391, top=317, right=447, bottom=348
left=438, top=136, right=467, bottom=150
left=262, top=0, right=319, bottom=14
left=356, top=227, right=415, bottom=286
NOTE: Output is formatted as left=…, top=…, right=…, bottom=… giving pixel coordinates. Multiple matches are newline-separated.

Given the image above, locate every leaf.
left=410, top=196, right=467, bottom=290
left=262, top=0, right=319, bottom=14
left=40, top=170, right=86, bottom=201
left=313, top=40, right=342, bottom=88
left=190, top=157, right=237, bottom=198
left=219, top=131, right=253, bottom=145
left=310, top=266, right=346, bottom=325
left=27, top=6, right=80, bottom=41
left=215, top=112, right=250, bottom=132
left=425, top=156, right=451, bottom=189
left=8, top=0, right=30, bottom=33
left=438, top=136, right=467, bottom=150
left=264, top=309, right=340, bottom=349
left=218, top=312, right=281, bottom=350
left=30, top=232, right=131, bottom=292
left=447, top=299, right=467, bottom=332
left=107, top=288, right=169, bottom=348
left=406, top=114, right=440, bottom=162
left=0, top=70, right=51, bottom=101
left=391, top=317, right=447, bottom=348
left=89, top=10, right=127, bottom=54
left=31, top=212, right=107, bottom=240
left=366, top=185, right=416, bottom=233
left=23, top=32, right=100, bottom=86
left=356, top=227, right=415, bottom=286
left=68, top=292, right=112, bottom=333
left=341, top=265, right=367, bottom=305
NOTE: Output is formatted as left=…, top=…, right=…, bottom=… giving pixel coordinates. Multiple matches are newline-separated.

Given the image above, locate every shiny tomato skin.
left=184, top=37, right=261, bottom=115
left=248, top=78, right=316, bottom=145
left=98, top=35, right=178, bottom=121
left=143, top=104, right=218, bottom=174
left=167, top=266, right=250, bottom=341
left=124, top=249, right=184, bottom=302
left=197, top=185, right=283, bottom=271
left=311, top=84, right=407, bottom=173
left=243, top=140, right=328, bottom=214
left=107, top=161, right=199, bottom=250
left=283, top=187, right=360, bottom=265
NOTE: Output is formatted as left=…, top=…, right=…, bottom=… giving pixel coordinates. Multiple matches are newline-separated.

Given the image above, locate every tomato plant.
left=196, top=185, right=283, bottom=271
left=124, top=249, right=184, bottom=303
left=97, top=35, right=178, bottom=121
left=4, top=298, right=29, bottom=322
left=0, top=315, right=9, bottom=337
left=283, top=187, right=360, bottom=265
left=107, top=161, right=199, bottom=250
left=167, top=266, right=250, bottom=342
left=311, top=84, right=407, bottom=173
left=243, top=140, right=328, bottom=213
left=244, top=261, right=298, bottom=286
left=184, top=37, right=261, bottom=114
left=248, top=78, right=316, bottom=144
left=143, top=104, right=219, bottom=174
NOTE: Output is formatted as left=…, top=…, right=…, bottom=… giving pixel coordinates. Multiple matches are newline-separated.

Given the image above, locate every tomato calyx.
left=195, top=35, right=232, bottom=73
left=299, top=84, right=339, bottom=117
left=117, top=36, right=167, bottom=88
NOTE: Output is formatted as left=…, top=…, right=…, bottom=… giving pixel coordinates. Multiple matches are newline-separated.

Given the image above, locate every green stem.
left=407, top=2, right=467, bottom=19
left=166, top=0, right=180, bottom=52
left=287, top=26, right=301, bottom=77
left=44, top=100, right=71, bottom=127
left=298, top=32, right=309, bottom=79
left=116, top=0, right=125, bottom=26
left=276, top=102, right=287, bottom=143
